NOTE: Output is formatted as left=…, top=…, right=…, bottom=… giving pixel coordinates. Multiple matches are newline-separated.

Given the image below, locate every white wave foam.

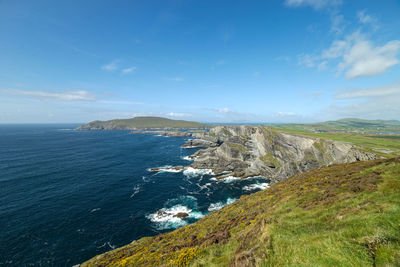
left=222, top=176, right=241, bottom=183
left=208, top=197, right=237, bottom=212
left=90, top=208, right=101, bottom=213
left=183, top=167, right=214, bottom=177
left=149, top=165, right=183, bottom=174
left=147, top=204, right=204, bottom=230
left=160, top=168, right=182, bottom=173
left=181, top=156, right=194, bottom=161
left=243, top=182, right=269, bottom=191
left=130, top=185, right=141, bottom=198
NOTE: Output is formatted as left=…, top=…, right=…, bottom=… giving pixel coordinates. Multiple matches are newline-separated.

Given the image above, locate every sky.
left=1, top=0, right=400, bottom=123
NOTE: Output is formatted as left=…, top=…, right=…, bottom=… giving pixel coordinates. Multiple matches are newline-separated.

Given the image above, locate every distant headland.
left=76, top=116, right=209, bottom=130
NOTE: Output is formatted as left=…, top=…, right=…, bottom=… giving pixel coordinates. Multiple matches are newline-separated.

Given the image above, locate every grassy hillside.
left=272, top=128, right=400, bottom=158
left=82, top=157, right=400, bottom=266
left=275, top=118, right=400, bottom=133
left=78, top=116, right=208, bottom=130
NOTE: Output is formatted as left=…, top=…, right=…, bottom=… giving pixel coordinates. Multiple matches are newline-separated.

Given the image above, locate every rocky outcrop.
left=186, top=125, right=378, bottom=182
left=130, top=130, right=192, bottom=137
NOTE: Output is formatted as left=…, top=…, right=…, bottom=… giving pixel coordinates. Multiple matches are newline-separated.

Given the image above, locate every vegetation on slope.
left=77, top=116, right=208, bottom=130
left=272, top=127, right=400, bottom=158
left=82, top=157, right=400, bottom=266
left=275, top=118, right=400, bottom=133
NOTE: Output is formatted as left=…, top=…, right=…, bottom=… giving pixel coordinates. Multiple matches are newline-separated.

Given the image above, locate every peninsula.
left=77, top=116, right=208, bottom=130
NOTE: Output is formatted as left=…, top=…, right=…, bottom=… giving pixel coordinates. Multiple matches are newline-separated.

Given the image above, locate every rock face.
left=186, top=125, right=378, bottom=182
left=130, top=130, right=192, bottom=137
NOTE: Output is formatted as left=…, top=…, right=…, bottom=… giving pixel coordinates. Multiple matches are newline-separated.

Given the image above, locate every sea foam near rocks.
left=222, top=176, right=241, bottom=183
left=183, top=167, right=214, bottom=177
left=147, top=195, right=205, bottom=230
left=243, top=182, right=270, bottom=191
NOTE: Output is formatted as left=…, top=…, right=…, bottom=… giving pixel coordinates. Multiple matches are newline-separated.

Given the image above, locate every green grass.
left=275, top=118, right=400, bottom=133
left=82, top=157, right=400, bottom=267
left=271, top=127, right=400, bottom=158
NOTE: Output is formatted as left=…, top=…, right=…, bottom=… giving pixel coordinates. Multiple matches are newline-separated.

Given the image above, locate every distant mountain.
left=77, top=116, right=208, bottom=130
left=275, top=118, right=400, bottom=133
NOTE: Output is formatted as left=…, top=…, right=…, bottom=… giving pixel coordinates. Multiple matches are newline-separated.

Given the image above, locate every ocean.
left=0, top=124, right=269, bottom=266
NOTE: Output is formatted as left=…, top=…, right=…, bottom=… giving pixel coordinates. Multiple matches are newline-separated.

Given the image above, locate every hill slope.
left=275, top=118, right=400, bottom=133
left=82, top=157, right=400, bottom=266
left=77, top=116, right=207, bottom=130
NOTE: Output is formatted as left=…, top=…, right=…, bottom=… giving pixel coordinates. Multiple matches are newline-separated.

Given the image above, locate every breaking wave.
left=208, top=197, right=237, bottom=212
left=222, top=176, right=241, bottom=183
left=147, top=196, right=205, bottom=230
left=243, top=182, right=270, bottom=191
left=183, top=167, right=214, bottom=177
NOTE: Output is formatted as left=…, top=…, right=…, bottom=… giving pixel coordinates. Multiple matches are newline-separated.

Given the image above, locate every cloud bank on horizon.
left=0, top=0, right=399, bottom=123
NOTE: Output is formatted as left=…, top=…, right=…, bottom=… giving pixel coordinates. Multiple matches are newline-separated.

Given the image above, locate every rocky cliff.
left=187, top=125, right=378, bottom=182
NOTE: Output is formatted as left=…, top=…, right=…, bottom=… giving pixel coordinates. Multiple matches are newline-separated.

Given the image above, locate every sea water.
left=0, top=124, right=269, bottom=265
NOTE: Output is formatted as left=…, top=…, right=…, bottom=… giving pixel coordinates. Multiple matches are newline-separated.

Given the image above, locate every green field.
left=274, top=118, right=400, bottom=133
left=272, top=118, right=400, bottom=158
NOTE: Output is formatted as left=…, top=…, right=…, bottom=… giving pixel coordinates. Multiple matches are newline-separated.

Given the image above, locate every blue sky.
left=1, top=0, right=399, bottom=123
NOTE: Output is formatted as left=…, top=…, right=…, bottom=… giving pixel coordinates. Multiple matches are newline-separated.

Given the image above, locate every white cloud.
left=284, top=0, right=342, bottom=10
left=1, top=89, right=96, bottom=101
left=329, top=83, right=400, bottom=119
left=357, top=10, right=377, bottom=25
left=330, top=11, right=345, bottom=35
left=215, top=107, right=231, bottom=113
left=336, top=37, right=400, bottom=79
left=298, top=53, right=318, bottom=67
left=99, top=100, right=143, bottom=105
left=301, top=32, right=400, bottom=78
left=101, top=60, right=119, bottom=71
left=165, top=112, right=193, bottom=117
left=335, top=83, right=400, bottom=99
left=122, top=66, right=136, bottom=74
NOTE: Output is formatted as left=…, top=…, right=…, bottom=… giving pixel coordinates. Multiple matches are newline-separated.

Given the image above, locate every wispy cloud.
left=165, top=112, right=193, bottom=117
left=273, top=111, right=296, bottom=117
left=99, top=100, right=143, bottom=105
left=101, top=60, right=119, bottom=71
left=330, top=33, right=400, bottom=78
left=357, top=10, right=377, bottom=25
left=284, top=0, right=342, bottom=10
left=275, top=56, right=291, bottom=62
left=1, top=88, right=96, bottom=101
left=166, top=77, right=184, bottom=82
left=299, top=31, right=400, bottom=78
left=214, top=107, right=231, bottom=113
left=335, top=83, right=400, bottom=99
left=328, top=83, right=400, bottom=120
left=121, top=66, right=136, bottom=74
left=216, top=60, right=227, bottom=65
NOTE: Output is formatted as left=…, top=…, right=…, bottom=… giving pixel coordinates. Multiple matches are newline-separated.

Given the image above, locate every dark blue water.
left=0, top=124, right=269, bottom=266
